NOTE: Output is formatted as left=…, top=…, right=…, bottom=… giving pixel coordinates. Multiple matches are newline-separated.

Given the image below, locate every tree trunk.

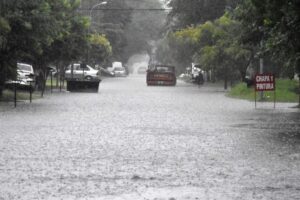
left=298, top=74, right=300, bottom=108
left=224, top=66, right=228, bottom=90
left=224, top=76, right=228, bottom=90
left=0, top=86, right=3, bottom=98
left=41, top=69, right=47, bottom=97
left=0, top=61, right=6, bottom=98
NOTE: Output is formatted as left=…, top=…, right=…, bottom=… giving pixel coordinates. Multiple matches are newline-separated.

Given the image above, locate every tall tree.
left=235, top=0, right=300, bottom=105
left=167, top=0, right=227, bottom=28
left=80, top=0, right=167, bottom=64
left=123, top=0, right=167, bottom=60
left=0, top=0, right=55, bottom=95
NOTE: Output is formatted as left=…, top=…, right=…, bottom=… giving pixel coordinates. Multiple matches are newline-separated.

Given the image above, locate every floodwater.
left=0, top=75, right=299, bottom=200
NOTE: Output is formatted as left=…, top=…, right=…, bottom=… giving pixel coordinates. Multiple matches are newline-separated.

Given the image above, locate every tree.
left=0, top=0, right=105, bottom=96
left=24, top=0, right=91, bottom=95
left=81, top=0, right=167, bottom=64
left=123, top=0, right=167, bottom=60
left=160, top=14, right=251, bottom=88
left=235, top=0, right=300, bottom=105
left=0, top=0, right=56, bottom=96
left=167, top=0, right=227, bottom=29
left=88, top=33, right=112, bottom=66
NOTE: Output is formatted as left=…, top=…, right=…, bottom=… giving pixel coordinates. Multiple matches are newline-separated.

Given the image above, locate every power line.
left=78, top=8, right=172, bottom=11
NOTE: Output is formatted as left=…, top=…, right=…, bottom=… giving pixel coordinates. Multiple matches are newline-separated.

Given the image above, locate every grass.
left=45, top=78, right=67, bottom=88
left=0, top=78, right=67, bottom=102
left=0, top=89, right=41, bottom=102
left=228, top=79, right=299, bottom=102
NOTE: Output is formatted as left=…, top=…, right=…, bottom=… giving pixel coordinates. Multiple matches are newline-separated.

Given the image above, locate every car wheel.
left=85, top=76, right=92, bottom=80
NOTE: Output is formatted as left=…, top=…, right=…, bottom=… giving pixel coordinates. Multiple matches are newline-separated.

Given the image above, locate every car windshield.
left=114, top=67, right=124, bottom=71
left=67, top=64, right=92, bottom=70
left=17, top=64, right=32, bottom=72
left=155, top=66, right=174, bottom=72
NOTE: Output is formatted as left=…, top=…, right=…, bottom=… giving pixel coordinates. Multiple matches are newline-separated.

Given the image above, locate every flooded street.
left=0, top=76, right=300, bottom=200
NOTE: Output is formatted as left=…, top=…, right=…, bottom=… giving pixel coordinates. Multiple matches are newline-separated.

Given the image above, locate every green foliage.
left=235, top=0, right=300, bottom=71
left=89, top=33, right=112, bottom=65
left=163, top=14, right=251, bottom=84
left=167, top=0, right=227, bottom=29
left=0, top=90, right=40, bottom=102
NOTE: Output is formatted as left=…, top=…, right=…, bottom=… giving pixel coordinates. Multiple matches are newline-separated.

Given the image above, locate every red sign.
left=255, top=74, right=275, bottom=91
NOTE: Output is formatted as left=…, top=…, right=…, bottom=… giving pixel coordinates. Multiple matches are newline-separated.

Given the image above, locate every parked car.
left=17, top=63, right=35, bottom=89
left=146, top=65, right=176, bottom=86
left=65, top=63, right=100, bottom=81
left=5, top=63, right=35, bottom=91
left=99, top=67, right=115, bottom=77
left=137, top=66, right=147, bottom=74
left=113, top=67, right=127, bottom=77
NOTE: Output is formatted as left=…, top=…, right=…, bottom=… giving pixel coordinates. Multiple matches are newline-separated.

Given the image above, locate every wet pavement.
left=0, top=75, right=300, bottom=200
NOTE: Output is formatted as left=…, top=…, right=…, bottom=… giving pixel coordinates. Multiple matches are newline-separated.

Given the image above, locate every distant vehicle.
left=5, top=63, right=35, bottom=90
left=137, top=66, right=147, bottom=74
left=191, top=63, right=204, bottom=85
left=112, top=61, right=123, bottom=70
left=113, top=67, right=127, bottom=77
left=65, top=63, right=100, bottom=81
left=17, top=63, right=35, bottom=89
left=17, top=62, right=35, bottom=80
left=100, top=67, right=115, bottom=77
left=146, top=65, right=176, bottom=86
left=245, top=64, right=255, bottom=87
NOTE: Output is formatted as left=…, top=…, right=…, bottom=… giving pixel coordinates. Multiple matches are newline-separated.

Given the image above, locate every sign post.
left=255, top=74, right=276, bottom=108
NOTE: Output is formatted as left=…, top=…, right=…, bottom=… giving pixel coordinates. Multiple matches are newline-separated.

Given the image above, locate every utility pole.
left=259, top=40, right=264, bottom=100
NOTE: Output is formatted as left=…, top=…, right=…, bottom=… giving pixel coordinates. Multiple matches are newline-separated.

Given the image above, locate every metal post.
left=274, top=89, right=276, bottom=109
left=259, top=58, right=264, bottom=100
left=259, top=40, right=264, bottom=101
left=14, top=82, right=17, bottom=108
left=299, top=74, right=300, bottom=107
left=50, top=71, right=53, bottom=93
left=59, top=73, right=62, bottom=92
left=29, top=82, right=32, bottom=103
left=255, top=90, right=257, bottom=109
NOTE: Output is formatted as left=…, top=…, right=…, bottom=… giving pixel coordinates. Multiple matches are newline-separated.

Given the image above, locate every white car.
left=17, top=63, right=35, bottom=88
left=5, top=63, right=35, bottom=90
left=65, top=64, right=100, bottom=80
left=113, top=67, right=127, bottom=77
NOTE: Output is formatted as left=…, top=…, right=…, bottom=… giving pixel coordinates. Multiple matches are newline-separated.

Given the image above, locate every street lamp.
left=87, top=1, right=107, bottom=64
left=88, top=1, right=107, bottom=33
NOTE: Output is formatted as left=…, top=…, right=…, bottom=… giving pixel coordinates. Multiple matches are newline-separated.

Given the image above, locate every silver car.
left=113, top=67, right=127, bottom=77
left=5, top=63, right=35, bottom=90
left=17, top=63, right=35, bottom=87
left=65, top=64, right=100, bottom=80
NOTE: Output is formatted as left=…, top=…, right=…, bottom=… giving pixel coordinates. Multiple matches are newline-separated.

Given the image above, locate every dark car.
left=146, top=65, right=176, bottom=86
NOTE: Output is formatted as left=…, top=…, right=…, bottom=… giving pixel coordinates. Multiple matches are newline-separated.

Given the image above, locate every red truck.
left=146, top=65, right=176, bottom=86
